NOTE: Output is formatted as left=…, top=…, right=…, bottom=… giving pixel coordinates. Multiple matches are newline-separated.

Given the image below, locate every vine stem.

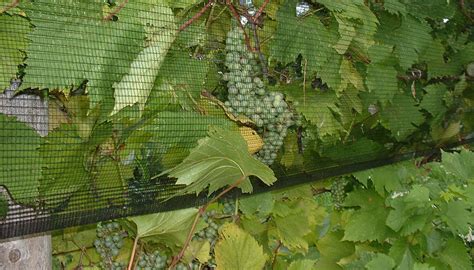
left=226, top=0, right=253, bottom=52
left=179, top=0, right=215, bottom=32
left=0, top=0, right=19, bottom=14
left=270, top=240, right=282, bottom=270
left=250, top=23, right=269, bottom=78
left=168, top=175, right=246, bottom=269
left=253, top=0, right=270, bottom=22
left=460, top=0, right=474, bottom=23
left=127, top=236, right=139, bottom=270
left=103, top=0, right=129, bottom=21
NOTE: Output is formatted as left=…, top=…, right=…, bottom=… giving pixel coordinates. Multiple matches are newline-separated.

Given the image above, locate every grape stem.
left=460, top=0, right=474, bottom=23
left=226, top=0, right=254, bottom=52
left=103, top=0, right=129, bottom=21
left=270, top=240, right=282, bottom=270
left=0, top=0, right=19, bottom=14
left=127, top=235, right=139, bottom=270
left=250, top=23, right=269, bottom=78
left=168, top=175, right=246, bottom=269
left=179, top=0, right=215, bottom=33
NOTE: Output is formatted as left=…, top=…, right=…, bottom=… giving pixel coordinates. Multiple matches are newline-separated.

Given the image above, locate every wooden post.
left=0, top=81, right=51, bottom=270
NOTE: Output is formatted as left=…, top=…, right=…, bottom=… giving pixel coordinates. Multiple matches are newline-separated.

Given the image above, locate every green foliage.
left=129, top=208, right=200, bottom=249
left=0, top=14, right=30, bottom=90
left=160, top=126, right=276, bottom=195
left=0, top=114, right=41, bottom=204
left=214, top=223, right=267, bottom=270
left=112, top=5, right=177, bottom=115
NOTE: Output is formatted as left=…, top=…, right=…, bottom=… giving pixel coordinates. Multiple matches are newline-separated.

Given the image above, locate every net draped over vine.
left=0, top=0, right=473, bottom=239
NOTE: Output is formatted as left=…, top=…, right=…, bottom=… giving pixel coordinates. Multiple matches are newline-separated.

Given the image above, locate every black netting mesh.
left=0, top=0, right=473, bottom=239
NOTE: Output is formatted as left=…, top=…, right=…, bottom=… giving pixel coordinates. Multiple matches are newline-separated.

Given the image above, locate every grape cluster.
left=93, top=222, right=127, bottom=270
left=222, top=200, right=235, bottom=216
left=330, top=178, right=349, bottom=210
left=194, top=210, right=220, bottom=245
left=223, top=26, right=295, bottom=165
left=136, top=250, right=168, bottom=270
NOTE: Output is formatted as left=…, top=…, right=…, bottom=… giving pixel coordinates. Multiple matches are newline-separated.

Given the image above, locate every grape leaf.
left=39, top=124, right=89, bottom=201
left=288, top=259, right=317, bottom=270
left=270, top=0, right=340, bottom=81
left=413, top=263, right=435, bottom=270
left=160, top=126, right=276, bottom=196
left=365, top=63, right=398, bottom=105
left=379, top=93, right=425, bottom=141
left=0, top=14, right=30, bottom=90
left=438, top=238, right=472, bottom=270
left=183, top=240, right=211, bottom=264
left=273, top=201, right=312, bottom=252
left=419, top=40, right=457, bottom=79
left=383, top=0, right=407, bottom=16
left=342, top=189, right=392, bottom=242
left=112, top=5, right=177, bottom=115
left=279, top=83, right=344, bottom=141
left=439, top=150, right=474, bottom=182
left=0, top=193, right=7, bottom=219
left=0, top=114, right=41, bottom=204
left=404, top=0, right=456, bottom=20
left=23, top=0, right=145, bottom=112
left=149, top=111, right=237, bottom=167
left=215, top=223, right=267, bottom=270
left=388, top=239, right=416, bottom=270
left=239, top=192, right=274, bottom=217
left=386, top=185, right=432, bottom=235
left=147, top=49, right=209, bottom=111
left=376, top=14, right=432, bottom=70
left=279, top=130, right=304, bottom=168
left=353, top=161, right=417, bottom=195
left=440, top=200, right=472, bottom=235
left=129, top=208, right=200, bottom=247
left=420, top=84, right=447, bottom=117
left=365, top=253, right=396, bottom=270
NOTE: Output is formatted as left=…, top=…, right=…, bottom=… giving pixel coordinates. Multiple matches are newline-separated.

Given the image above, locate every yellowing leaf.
left=183, top=240, right=211, bottom=264
left=215, top=223, right=267, bottom=270
left=112, top=6, right=177, bottom=115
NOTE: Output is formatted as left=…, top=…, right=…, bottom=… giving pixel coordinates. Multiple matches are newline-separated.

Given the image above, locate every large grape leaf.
left=438, top=239, right=472, bottom=270
left=279, top=83, right=344, bottom=141
left=376, top=14, right=432, bottom=70
left=439, top=150, right=474, bottom=183
left=215, top=223, right=267, bottom=270
left=0, top=14, right=30, bottom=90
left=0, top=114, right=41, bottom=204
left=129, top=208, right=200, bottom=248
left=379, top=93, right=425, bottom=141
left=270, top=0, right=340, bottom=81
left=386, top=185, right=432, bottom=235
left=22, top=0, right=145, bottom=111
left=160, top=126, right=276, bottom=196
left=383, top=0, right=407, bottom=16
left=342, top=189, right=392, bottom=242
left=146, top=49, right=209, bottom=111
left=419, top=40, right=458, bottom=79
left=320, top=0, right=378, bottom=57
left=39, top=124, right=89, bottom=199
left=419, top=84, right=447, bottom=117
left=365, top=63, right=398, bottom=105
left=149, top=111, right=237, bottom=168
left=112, top=5, right=177, bottom=115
